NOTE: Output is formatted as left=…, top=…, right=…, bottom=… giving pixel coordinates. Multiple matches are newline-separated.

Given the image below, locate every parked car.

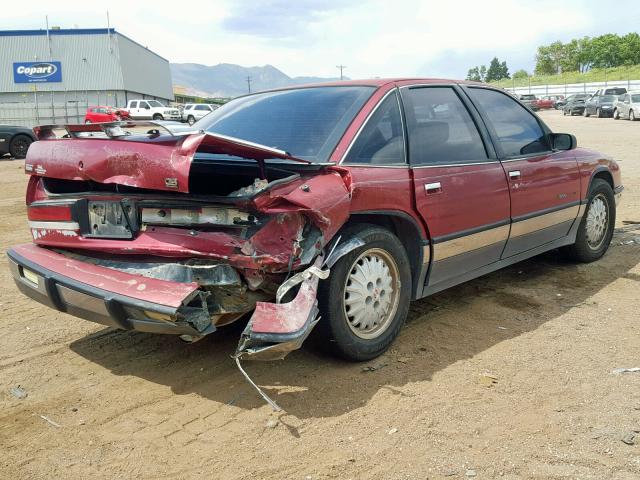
left=182, top=103, right=219, bottom=125
left=518, top=94, right=539, bottom=111
left=592, top=87, right=627, bottom=97
left=613, top=91, right=640, bottom=120
left=124, top=99, right=181, bottom=121
left=535, top=95, right=563, bottom=109
left=0, top=125, right=36, bottom=159
left=584, top=94, right=617, bottom=117
left=84, top=106, right=129, bottom=124
left=9, top=79, right=623, bottom=363
left=562, top=94, right=590, bottom=116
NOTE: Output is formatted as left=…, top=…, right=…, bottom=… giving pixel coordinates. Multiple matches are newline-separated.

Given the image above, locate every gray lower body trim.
left=428, top=241, right=506, bottom=285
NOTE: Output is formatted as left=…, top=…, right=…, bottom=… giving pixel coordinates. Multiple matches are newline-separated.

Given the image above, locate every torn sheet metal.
left=234, top=257, right=327, bottom=361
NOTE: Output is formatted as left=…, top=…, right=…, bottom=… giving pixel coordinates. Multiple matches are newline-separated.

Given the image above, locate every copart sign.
left=13, top=61, right=62, bottom=83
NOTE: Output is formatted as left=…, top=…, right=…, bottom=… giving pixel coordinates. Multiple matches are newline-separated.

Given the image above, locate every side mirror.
left=550, top=133, right=576, bottom=151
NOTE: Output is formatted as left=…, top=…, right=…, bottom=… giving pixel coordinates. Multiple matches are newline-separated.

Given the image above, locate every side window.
left=468, top=87, right=550, bottom=158
left=401, top=87, right=487, bottom=165
left=343, top=91, right=405, bottom=165
left=130, top=101, right=137, bottom=108
left=195, top=105, right=208, bottom=111
left=139, top=101, right=149, bottom=109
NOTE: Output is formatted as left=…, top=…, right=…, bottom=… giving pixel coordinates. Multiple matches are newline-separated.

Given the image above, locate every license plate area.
left=86, top=201, right=134, bottom=239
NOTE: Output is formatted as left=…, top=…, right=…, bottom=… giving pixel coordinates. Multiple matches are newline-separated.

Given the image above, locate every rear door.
left=464, top=86, right=581, bottom=257
left=401, top=85, right=511, bottom=288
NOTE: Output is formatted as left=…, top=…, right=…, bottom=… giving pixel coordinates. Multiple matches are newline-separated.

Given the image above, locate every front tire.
left=614, top=109, right=620, bottom=120
left=187, top=115, right=196, bottom=126
left=630, top=110, right=636, bottom=121
left=316, top=225, right=411, bottom=361
left=562, top=179, right=615, bottom=263
left=584, top=108, right=590, bottom=117
left=596, top=108, right=602, bottom=118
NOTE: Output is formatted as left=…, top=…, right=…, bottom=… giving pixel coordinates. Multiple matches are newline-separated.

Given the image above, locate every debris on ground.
left=38, top=415, right=61, bottom=428
left=362, top=363, right=388, bottom=372
left=479, top=372, right=499, bottom=387
left=387, top=427, right=398, bottom=435
left=621, top=431, right=637, bottom=445
left=10, top=386, right=27, bottom=399
left=265, top=418, right=279, bottom=429
left=612, top=367, right=640, bottom=375
left=466, top=469, right=478, bottom=477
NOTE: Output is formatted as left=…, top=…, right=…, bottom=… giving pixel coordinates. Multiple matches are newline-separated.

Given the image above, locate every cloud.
left=1, top=0, right=640, bottom=80
left=220, top=0, right=351, bottom=39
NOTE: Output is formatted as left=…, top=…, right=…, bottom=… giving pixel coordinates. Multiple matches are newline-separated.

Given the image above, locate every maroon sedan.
left=9, top=79, right=623, bottom=363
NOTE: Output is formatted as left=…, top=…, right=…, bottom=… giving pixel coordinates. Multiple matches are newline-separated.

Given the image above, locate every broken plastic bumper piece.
left=234, top=257, right=329, bottom=361
left=7, top=244, right=212, bottom=336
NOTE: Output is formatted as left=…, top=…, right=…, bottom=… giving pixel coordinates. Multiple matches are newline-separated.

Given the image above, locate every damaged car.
left=8, top=80, right=623, bottom=365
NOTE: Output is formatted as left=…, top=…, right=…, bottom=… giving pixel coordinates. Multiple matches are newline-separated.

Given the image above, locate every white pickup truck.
left=125, top=99, right=181, bottom=121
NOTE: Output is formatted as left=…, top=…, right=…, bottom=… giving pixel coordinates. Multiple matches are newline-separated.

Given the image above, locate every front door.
left=464, top=86, right=581, bottom=257
left=401, top=85, right=511, bottom=288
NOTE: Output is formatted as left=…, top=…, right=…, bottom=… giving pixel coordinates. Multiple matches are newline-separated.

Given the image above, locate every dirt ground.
left=1, top=110, right=639, bottom=480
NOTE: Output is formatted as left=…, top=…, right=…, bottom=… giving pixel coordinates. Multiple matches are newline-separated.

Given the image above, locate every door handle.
left=508, top=170, right=521, bottom=180
left=424, top=182, right=442, bottom=194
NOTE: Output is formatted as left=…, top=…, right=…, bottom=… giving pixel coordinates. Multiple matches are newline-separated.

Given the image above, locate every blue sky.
left=3, top=0, right=640, bottom=79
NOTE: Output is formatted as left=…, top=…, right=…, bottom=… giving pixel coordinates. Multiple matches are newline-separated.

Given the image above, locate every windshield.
left=197, top=86, right=375, bottom=162
left=520, top=95, right=535, bottom=100
left=601, top=95, right=615, bottom=102
left=147, top=100, right=165, bottom=108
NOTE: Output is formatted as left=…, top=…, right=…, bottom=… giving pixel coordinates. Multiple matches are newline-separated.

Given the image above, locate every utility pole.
left=246, top=76, right=252, bottom=93
left=336, top=65, right=346, bottom=80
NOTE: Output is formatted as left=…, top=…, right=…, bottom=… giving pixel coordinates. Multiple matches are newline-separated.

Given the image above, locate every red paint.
left=503, top=150, right=581, bottom=217
left=11, top=243, right=198, bottom=308
left=84, top=106, right=126, bottom=123
left=412, top=163, right=510, bottom=238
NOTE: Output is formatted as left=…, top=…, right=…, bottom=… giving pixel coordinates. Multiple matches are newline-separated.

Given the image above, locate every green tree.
left=512, top=69, right=529, bottom=80
left=486, top=57, right=509, bottom=82
left=466, top=65, right=487, bottom=82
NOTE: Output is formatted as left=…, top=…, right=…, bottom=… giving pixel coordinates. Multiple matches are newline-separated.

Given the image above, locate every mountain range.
left=170, top=63, right=347, bottom=98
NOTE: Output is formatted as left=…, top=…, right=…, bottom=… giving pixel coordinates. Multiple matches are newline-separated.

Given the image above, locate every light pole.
left=246, top=76, right=252, bottom=93
left=336, top=65, right=347, bottom=80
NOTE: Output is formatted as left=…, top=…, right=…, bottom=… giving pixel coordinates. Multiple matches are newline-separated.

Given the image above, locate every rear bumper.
left=7, top=244, right=207, bottom=336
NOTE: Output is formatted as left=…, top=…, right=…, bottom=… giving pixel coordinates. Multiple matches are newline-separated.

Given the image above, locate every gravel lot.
left=1, top=110, right=639, bottom=480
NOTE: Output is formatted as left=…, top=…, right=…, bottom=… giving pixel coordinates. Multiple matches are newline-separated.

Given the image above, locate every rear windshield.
left=632, top=94, right=640, bottom=103
left=605, top=88, right=626, bottom=95
left=198, top=86, right=375, bottom=162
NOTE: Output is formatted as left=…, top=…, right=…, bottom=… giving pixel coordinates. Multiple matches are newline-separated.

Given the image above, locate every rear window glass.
left=199, top=86, right=375, bottom=162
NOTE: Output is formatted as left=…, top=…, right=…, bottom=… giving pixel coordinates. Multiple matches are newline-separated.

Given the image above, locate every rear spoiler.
left=32, top=121, right=311, bottom=165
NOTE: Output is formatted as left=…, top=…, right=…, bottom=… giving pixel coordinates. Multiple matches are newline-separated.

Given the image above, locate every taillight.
left=27, top=201, right=79, bottom=231
left=140, top=207, right=257, bottom=227
left=28, top=204, right=73, bottom=221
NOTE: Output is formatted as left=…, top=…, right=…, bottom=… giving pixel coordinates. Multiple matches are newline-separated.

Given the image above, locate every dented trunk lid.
left=27, top=123, right=312, bottom=194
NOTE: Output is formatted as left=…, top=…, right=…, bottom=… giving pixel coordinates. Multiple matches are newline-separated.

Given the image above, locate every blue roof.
left=0, top=28, right=115, bottom=36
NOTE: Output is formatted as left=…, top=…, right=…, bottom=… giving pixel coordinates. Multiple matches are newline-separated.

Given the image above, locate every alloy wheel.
left=342, top=248, right=400, bottom=340
left=585, top=193, right=609, bottom=250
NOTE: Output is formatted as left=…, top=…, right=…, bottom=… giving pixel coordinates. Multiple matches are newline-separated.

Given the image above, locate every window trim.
left=399, top=84, right=495, bottom=167
left=339, top=88, right=408, bottom=167
left=462, top=85, right=554, bottom=161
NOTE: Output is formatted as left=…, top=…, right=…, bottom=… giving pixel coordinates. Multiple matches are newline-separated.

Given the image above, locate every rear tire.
left=584, top=108, right=590, bottom=117
left=630, top=110, right=636, bottom=121
left=562, top=179, right=615, bottom=263
left=614, top=109, right=620, bottom=120
left=596, top=108, right=602, bottom=118
left=152, top=113, right=163, bottom=121
left=316, top=225, right=411, bottom=361
left=563, top=109, right=567, bottom=116
left=9, top=134, right=32, bottom=159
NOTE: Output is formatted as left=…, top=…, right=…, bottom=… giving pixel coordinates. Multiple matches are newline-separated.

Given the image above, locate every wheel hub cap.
left=585, top=194, right=608, bottom=249
left=343, top=248, right=400, bottom=340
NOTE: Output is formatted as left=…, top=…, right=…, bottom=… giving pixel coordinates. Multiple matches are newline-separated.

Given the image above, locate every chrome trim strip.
left=510, top=205, right=579, bottom=238
left=340, top=164, right=409, bottom=169
left=339, top=89, right=400, bottom=165
left=412, top=161, right=500, bottom=169
left=433, top=224, right=510, bottom=261
left=422, top=244, right=431, bottom=265
left=29, top=221, right=80, bottom=230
